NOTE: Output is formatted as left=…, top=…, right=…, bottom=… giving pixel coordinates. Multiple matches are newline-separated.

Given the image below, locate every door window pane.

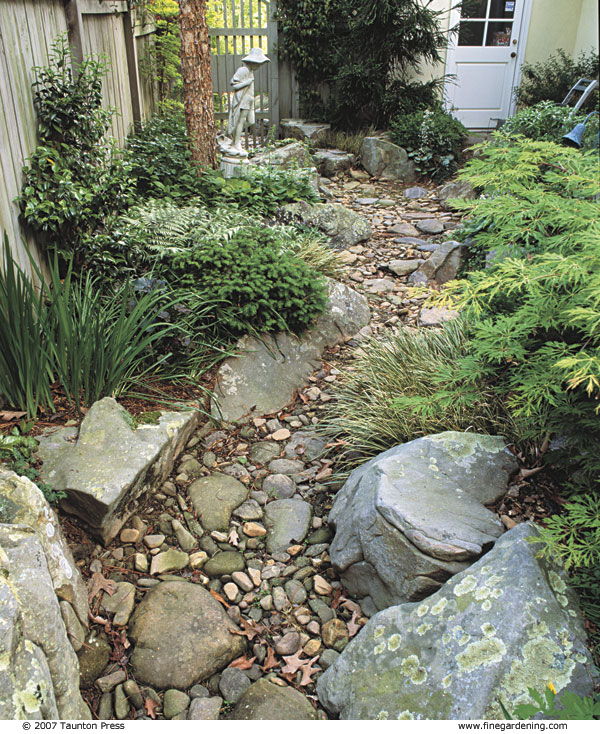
left=486, top=21, right=513, bottom=46
left=489, top=0, right=515, bottom=19
left=460, top=0, right=488, bottom=18
left=458, top=21, right=485, bottom=46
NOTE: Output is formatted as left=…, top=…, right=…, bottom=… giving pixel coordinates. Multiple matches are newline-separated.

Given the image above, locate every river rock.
left=360, top=137, right=416, bottom=181
left=328, top=432, right=518, bottom=612
left=409, top=240, right=467, bottom=285
left=38, top=398, right=199, bottom=543
left=188, top=472, right=247, bottom=531
left=212, top=280, right=370, bottom=422
left=277, top=201, right=372, bottom=250
left=415, top=218, right=445, bottom=235
left=0, top=470, right=90, bottom=719
left=100, top=581, right=136, bottom=626
left=230, top=678, right=317, bottom=720
left=264, top=499, right=312, bottom=554
left=317, top=524, right=597, bottom=720
left=129, top=581, right=245, bottom=689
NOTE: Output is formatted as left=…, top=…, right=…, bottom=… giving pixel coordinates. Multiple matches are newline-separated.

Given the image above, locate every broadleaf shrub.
left=500, top=101, right=598, bottom=147
left=389, top=106, right=468, bottom=181
left=171, top=228, right=328, bottom=334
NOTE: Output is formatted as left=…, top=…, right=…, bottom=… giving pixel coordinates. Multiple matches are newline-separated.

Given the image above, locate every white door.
left=445, top=0, right=531, bottom=129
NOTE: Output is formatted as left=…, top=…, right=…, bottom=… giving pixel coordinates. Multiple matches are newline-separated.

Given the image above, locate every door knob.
left=511, top=52, right=517, bottom=58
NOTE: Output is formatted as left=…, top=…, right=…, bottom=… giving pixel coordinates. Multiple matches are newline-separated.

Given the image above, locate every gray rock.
left=212, top=280, right=370, bottom=422
left=268, top=459, right=305, bottom=476
left=360, top=137, right=416, bottom=181
left=404, top=186, right=428, bottom=199
left=59, top=600, right=85, bottom=652
left=77, top=635, right=111, bottom=689
left=285, top=579, right=308, bottom=606
left=250, top=141, right=312, bottom=168
left=355, top=197, right=379, bottom=205
left=189, top=472, right=247, bottom=531
left=219, top=667, right=251, bottom=703
left=389, top=222, right=420, bottom=237
left=277, top=201, right=372, bottom=250
left=275, top=631, right=301, bottom=655
left=0, top=470, right=90, bottom=720
left=38, top=398, right=199, bottom=543
left=188, top=696, right=223, bottom=720
left=171, top=518, right=197, bottom=552
left=329, top=432, right=518, bottom=611
left=394, top=236, right=430, bottom=247
left=150, top=549, right=189, bottom=576
left=313, top=149, right=354, bottom=178
left=129, top=581, right=245, bottom=689
left=387, top=259, right=423, bottom=276
left=114, top=684, right=129, bottom=719
left=420, top=307, right=460, bottom=327
left=280, top=119, right=331, bottom=143
left=265, top=499, right=312, bottom=554
left=415, top=218, right=445, bottom=235
left=319, top=649, right=340, bottom=670
left=203, top=551, right=246, bottom=577
left=262, top=474, right=296, bottom=499
left=232, top=499, right=263, bottom=521
left=272, top=586, right=289, bottom=612
left=231, top=678, right=317, bottom=720
left=284, top=431, right=327, bottom=462
left=438, top=179, right=476, bottom=210
left=317, top=524, right=597, bottom=720
left=249, top=441, right=281, bottom=465
left=409, top=240, right=467, bottom=285
left=163, top=689, right=191, bottom=719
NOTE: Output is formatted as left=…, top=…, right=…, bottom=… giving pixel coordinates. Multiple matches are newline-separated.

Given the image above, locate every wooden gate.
left=208, top=0, right=280, bottom=147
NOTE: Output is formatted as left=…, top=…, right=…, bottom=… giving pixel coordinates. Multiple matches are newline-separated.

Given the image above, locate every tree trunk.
left=177, top=0, right=217, bottom=168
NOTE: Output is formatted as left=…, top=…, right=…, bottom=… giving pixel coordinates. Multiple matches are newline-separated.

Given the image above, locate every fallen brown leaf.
left=229, top=654, right=256, bottom=671
left=0, top=411, right=26, bottom=420
left=228, top=528, right=240, bottom=547
left=347, top=610, right=363, bottom=638
left=298, top=656, right=320, bottom=687
left=281, top=650, right=306, bottom=676
left=145, top=698, right=158, bottom=719
left=261, top=646, right=279, bottom=671
left=209, top=589, right=230, bottom=608
left=87, top=572, right=116, bottom=603
left=231, top=617, right=261, bottom=641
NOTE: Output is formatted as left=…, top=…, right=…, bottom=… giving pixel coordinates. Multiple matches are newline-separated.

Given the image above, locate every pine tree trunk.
left=177, top=0, right=217, bottom=168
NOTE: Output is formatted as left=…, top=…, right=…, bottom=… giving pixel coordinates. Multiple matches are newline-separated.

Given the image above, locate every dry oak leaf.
left=261, top=646, right=279, bottom=672
left=229, top=654, right=256, bottom=671
left=145, top=698, right=159, bottom=719
left=228, top=528, right=240, bottom=547
left=87, top=572, right=116, bottom=603
left=209, top=588, right=230, bottom=608
left=280, top=650, right=307, bottom=676
left=231, top=617, right=262, bottom=641
left=298, top=656, right=321, bottom=687
left=347, top=610, right=363, bottom=638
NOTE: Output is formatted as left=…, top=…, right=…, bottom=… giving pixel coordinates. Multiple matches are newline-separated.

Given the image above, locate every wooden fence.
left=0, top=0, right=154, bottom=281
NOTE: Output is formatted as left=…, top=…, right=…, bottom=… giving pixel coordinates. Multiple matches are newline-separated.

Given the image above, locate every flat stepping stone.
left=387, top=259, right=423, bottom=276
left=249, top=441, right=281, bottom=465
left=393, top=236, right=430, bottom=246
left=389, top=222, right=420, bottom=237
left=284, top=431, right=327, bottom=462
left=188, top=473, right=247, bottom=531
left=264, top=499, right=312, bottom=554
left=404, top=186, right=428, bottom=198
left=355, top=197, right=379, bottom=205
left=415, top=218, right=445, bottom=235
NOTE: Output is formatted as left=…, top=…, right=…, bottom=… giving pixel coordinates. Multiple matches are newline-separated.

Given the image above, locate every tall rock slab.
left=328, top=432, right=518, bottom=613
left=317, top=524, right=597, bottom=720
left=38, top=398, right=199, bottom=543
left=0, top=469, right=90, bottom=719
left=360, top=137, right=416, bottom=181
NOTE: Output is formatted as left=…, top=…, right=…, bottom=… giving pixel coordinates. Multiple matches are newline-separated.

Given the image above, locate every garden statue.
left=221, top=47, right=270, bottom=157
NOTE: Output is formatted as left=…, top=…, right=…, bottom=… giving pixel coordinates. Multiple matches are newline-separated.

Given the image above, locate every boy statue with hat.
left=223, top=47, right=270, bottom=156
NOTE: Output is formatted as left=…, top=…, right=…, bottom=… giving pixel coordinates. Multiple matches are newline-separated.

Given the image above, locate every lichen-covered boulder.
left=277, top=201, right=372, bottom=250
left=0, top=470, right=90, bottom=719
left=38, top=398, right=199, bottom=543
left=360, top=137, right=416, bottom=181
left=313, top=149, right=354, bottom=178
left=328, top=432, right=518, bottom=612
left=212, top=280, right=370, bottom=422
left=317, top=524, right=596, bottom=720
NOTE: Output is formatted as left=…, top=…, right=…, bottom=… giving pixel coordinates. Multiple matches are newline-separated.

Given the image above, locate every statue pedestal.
left=220, top=154, right=248, bottom=179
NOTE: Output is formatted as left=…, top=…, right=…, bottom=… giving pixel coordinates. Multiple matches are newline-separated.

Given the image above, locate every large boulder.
left=317, top=523, right=597, bottom=720
left=38, top=398, right=199, bottom=543
left=328, top=432, right=518, bottom=613
left=231, top=678, right=317, bottom=720
left=408, top=241, right=467, bottom=285
left=277, top=201, right=372, bottom=250
left=0, top=469, right=90, bottom=719
left=280, top=119, right=331, bottom=143
left=313, top=149, right=354, bottom=178
left=360, top=137, right=416, bottom=181
left=129, top=581, right=246, bottom=689
left=438, top=179, right=476, bottom=210
left=250, top=141, right=312, bottom=169
left=212, top=280, right=370, bottom=422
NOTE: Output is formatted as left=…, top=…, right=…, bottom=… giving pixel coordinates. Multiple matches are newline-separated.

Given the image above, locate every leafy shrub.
left=172, top=228, right=327, bottom=334
left=514, top=48, right=599, bottom=109
left=501, top=101, right=598, bottom=147
left=126, top=112, right=227, bottom=202
left=389, top=106, right=468, bottom=181
left=323, top=320, right=502, bottom=470
left=502, top=684, right=600, bottom=720
left=17, top=37, right=135, bottom=269
left=277, top=0, right=447, bottom=129
left=225, top=165, right=319, bottom=216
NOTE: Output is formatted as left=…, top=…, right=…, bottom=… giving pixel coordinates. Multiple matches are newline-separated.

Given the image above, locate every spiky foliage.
left=322, top=320, right=503, bottom=471
left=273, top=226, right=346, bottom=279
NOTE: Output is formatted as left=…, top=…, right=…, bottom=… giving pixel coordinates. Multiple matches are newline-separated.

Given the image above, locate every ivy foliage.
left=277, top=0, right=446, bottom=129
